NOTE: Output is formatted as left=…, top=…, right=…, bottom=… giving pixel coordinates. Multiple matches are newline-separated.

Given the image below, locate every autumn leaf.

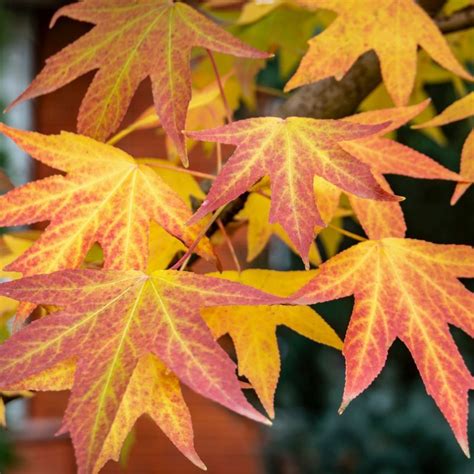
left=360, top=35, right=474, bottom=145
left=142, top=159, right=210, bottom=271
left=0, top=232, right=38, bottom=319
left=235, top=0, right=325, bottom=77
left=451, top=131, right=474, bottom=204
left=0, top=268, right=285, bottom=472
left=238, top=0, right=289, bottom=24
left=112, top=74, right=240, bottom=159
left=203, top=269, right=342, bottom=417
left=235, top=192, right=322, bottom=265
left=414, top=93, right=474, bottom=204
left=187, top=117, right=399, bottom=265
left=0, top=124, right=213, bottom=280
left=291, top=238, right=474, bottom=456
left=236, top=178, right=351, bottom=264
left=11, top=355, right=205, bottom=472
left=8, top=0, right=269, bottom=165
left=415, top=92, right=474, bottom=128
left=287, top=0, right=473, bottom=105
left=336, top=101, right=462, bottom=239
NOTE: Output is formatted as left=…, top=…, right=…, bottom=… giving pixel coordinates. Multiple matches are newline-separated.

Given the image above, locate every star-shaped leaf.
left=203, top=270, right=342, bottom=417
left=291, top=238, right=474, bottom=456
left=187, top=117, right=399, bottom=265
left=8, top=0, right=269, bottom=164
left=0, top=124, right=213, bottom=280
left=286, top=0, right=473, bottom=105
left=10, top=355, right=205, bottom=472
left=0, top=268, right=282, bottom=472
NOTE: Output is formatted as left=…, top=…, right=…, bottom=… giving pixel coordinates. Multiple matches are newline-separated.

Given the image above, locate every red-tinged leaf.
left=291, top=238, right=474, bottom=456
left=338, top=102, right=461, bottom=239
left=8, top=0, right=269, bottom=164
left=287, top=0, right=473, bottom=105
left=0, top=269, right=284, bottom=472
left=413, top=94, right=474, bottom=204
left=203, top=270, right=342, bottom=418
left=11, top=355, right=205, bottom=471
left=451, top=130, right=474, bottom=204
left=187, top=117, right=399, bottom=265
left=0, top=124, right=213, bottom=280
left=342, top=101, right=461, bottom=180
left=348, top=174, right=406, bottom=239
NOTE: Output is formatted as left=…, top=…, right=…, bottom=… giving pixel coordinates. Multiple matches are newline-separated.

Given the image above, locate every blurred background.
left=0, top=0, right=473, bottom=472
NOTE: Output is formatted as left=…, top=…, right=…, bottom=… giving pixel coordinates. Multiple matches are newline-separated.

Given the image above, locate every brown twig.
left=436, top=6, right=474, bottom=34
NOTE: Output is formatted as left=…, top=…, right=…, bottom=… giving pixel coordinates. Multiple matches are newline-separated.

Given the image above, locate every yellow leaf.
left=204, top=269, right=342, bottom=417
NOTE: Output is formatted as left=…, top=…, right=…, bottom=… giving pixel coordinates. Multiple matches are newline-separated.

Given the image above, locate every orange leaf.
left=8, top=0, right=269, bottom=164
left=339, top=101, right=461, bottom=239
left=414, top=92, right=474, bottom=128
left=287, top=0, right=472, bottom=105
left=292, top=238, right=474, bottom=456
left=13, top=355, right=205, bottom=472
left=0, top=124, right=213, bottom=281
left=0, top=269, right=283, bottom=472
left=187, top=117, right=399, bottom=266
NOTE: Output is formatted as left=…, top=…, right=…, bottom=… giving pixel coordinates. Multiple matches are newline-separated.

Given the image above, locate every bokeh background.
left=0, top=1, right=473, bottom=473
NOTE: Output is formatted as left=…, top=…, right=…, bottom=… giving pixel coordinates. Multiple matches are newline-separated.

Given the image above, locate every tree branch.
left=436, top=6, right=474, bottom=34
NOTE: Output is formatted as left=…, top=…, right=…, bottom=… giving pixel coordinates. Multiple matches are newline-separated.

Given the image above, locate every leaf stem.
left=328, top=224, right=367, bottom=242
left=107, top=127, right=135, bottom=146
left=171, top=205, right=226, bottom=271
left=136, top=158, right=216, bottom=180
left=217, top=219, right=241, bottom=272
left=216, top=142, right=223, bottom=174
left=206, top=49, right=233, bottom=124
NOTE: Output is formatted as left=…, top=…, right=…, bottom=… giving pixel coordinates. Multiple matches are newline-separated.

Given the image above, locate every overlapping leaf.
left=0, top=232, right=37, bottom=319
left=416, top=92, right=474, bottom=128
left=113, top=75, right=240, bottom=159
left=0, top=125, right=213, bottom=282
left=203, top=270, right=342, bottom=417
left=236, top=192, right=322, bottom=265
left=236, top=180, right=350, bottom=264
left=291, top=238, right=474, bottom=456
left=0, top=269, right=284, bottom=472
left=360, top=29, right=474, bottom=145
left=8, top=0, right=269, bottom=164
left=287, top=0, right=473, bottom=105
left=451, top=131, right=474, bottom=203
left=415, top=92, right=474, bottom=203
left=10, top=355, right=204, bottom=472
left=187, top=117, right=399, bottom=265
left=234, top=0, right=325, bottom=77
left=338, top=101, right=461, bottom=239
